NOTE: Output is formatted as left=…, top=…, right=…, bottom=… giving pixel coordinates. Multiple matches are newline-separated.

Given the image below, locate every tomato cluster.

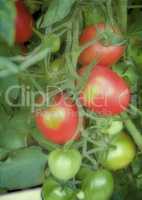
left=33, top=22, right=135, bottom=200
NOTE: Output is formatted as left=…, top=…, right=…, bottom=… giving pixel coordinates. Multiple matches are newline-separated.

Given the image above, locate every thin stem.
left=121, top=113, right=142, bottom=151
left=128, top=5, right=142, bottom=9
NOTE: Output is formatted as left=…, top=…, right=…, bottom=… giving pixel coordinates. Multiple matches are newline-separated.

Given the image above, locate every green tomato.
left=77, top=167, right=93, bottom=181
left=42, top=34, right=61, bottom=53
left=48, top=148, right=82, bottom=181
left=103, top=133, right=136, bottom=170
left=82, top=169, right=114, bottom=200
left=107, top=120, right=123, bottom=135
left=48, top=57, right=65, bottom=79
left=96, top=117, right=123, bottom=136
left=42, top=177, right=76, bottom=200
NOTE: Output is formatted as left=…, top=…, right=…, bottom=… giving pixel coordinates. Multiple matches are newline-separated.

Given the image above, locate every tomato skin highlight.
left=35, top=94, right=80, bottom=144
left=80, top=65, right=130, bottom=116
left=79, top=24, right=125, bottom=66
left=15, top=0, right=34, bottom=43
left=48, top=149, right=82, bottom=181
left=103, top=133, right=136, bottom=170
left=82, top=169, right=114, bottom=200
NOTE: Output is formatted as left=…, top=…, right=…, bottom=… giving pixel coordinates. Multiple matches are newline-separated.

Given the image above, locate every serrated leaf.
left=0, top=0, right=16, bottom=45
left=0, top=146, right=48, bottom=190
left=41, top=0, right=76, bottom=28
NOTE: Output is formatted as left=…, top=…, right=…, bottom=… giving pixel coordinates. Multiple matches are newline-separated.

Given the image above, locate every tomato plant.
left=79, top=23, right=125, bottom=66
left=82, top=169, right=114, bottom=200
left=80, top=65, right=130, bottom=116
left=1, top=0, right=142, bottom=199
left=35, top=94, right=80, bottom=144
left=102, top=133, right=136, bottom=170
left=15, top=0, right=34, bottom=43
left=48, top=148, right=82, bottom=181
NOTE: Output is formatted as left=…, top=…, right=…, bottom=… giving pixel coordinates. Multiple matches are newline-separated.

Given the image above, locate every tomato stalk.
left=122, top=113, right=142, bottom=151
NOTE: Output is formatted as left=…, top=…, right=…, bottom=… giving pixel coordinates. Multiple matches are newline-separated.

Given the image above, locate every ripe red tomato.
left=79, top=23, right=125, bottom=66
left=15, top=0, right=34, bottom=44
left=80, top=65, right=130, bottom=116
left=35, top=94, right=80, bottom=144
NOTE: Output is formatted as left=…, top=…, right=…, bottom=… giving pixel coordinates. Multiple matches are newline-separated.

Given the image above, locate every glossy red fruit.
left=80, top=65, right=130, bottom=116
left=79, top=24, right=125, bottom=66
left=15, top=0, right=33, bottom=44
left=35, top=94, right=80, bottom=144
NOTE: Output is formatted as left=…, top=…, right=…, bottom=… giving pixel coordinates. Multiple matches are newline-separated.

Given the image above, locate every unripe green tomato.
left=48, top=57, right=65, bottom=79
left=42, top=177, right=76, bottom=200
left=82, top=169, right=114, bottom=200
left=42, top=34, right=61, bottom=53
left=102, top=133, right=136, bottom=170
left=106, top=120, right=123, bottom=135
left=48, top=148, right=82, bottom=181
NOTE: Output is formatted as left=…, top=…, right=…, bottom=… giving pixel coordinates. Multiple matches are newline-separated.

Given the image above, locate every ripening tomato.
left=48, top=148, right=82, bottom=181
left=102, top=133, right=136, bottom=170
left=15, top=0, right=34, bottom=43
left=35, top=94, right=80, bottom=144
left=82, top=169, right=114, bottom=200
left=79, top=23, right=125, bottom=66
left=80, top=65, right=130, bottom=116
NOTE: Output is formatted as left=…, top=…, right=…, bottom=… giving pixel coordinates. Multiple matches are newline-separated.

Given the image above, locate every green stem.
left=117, top=0, right=128, bottom=33
left=121, top=113, right=142, bottom=151
left=130, top=104, right=142, bottom=117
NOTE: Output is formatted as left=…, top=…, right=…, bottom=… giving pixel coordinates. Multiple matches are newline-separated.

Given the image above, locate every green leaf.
left=41, top=0, right=76, bottom=27
left=0, top=75, right=19, bottom=100
left=128, top=10, right=142, bottom=38
left=31, top=127, right=58, bottom=151
left=83, top=4, right=105, bottom=26
left=0, top=0, right=16, bottom=45
left=0, top=42, right=20, bottom=56
left=0, top=146, right=48, bottom=190
left=0, top=111, right=30, bottom=150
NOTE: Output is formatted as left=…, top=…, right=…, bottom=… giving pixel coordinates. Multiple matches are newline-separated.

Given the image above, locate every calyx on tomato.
left=42, top=177, right=76, bottom=200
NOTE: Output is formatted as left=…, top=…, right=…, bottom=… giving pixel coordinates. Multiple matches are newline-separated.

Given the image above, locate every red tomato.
left=80, top=65, right=130, bottom=116
left=79, top=24, right=125, bottom=66
left=15, top=0, right=34, bottom=44
left=35, top=94, right=80, bottom=144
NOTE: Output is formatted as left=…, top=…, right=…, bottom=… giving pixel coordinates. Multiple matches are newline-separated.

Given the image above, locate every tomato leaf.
left=41, top=0, right=76, bottom=27
left=0, top=146, right=48, bottom=190
left=0, top=0, right=16, bottom=45
left=0, top=111, right=30, bottom=150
